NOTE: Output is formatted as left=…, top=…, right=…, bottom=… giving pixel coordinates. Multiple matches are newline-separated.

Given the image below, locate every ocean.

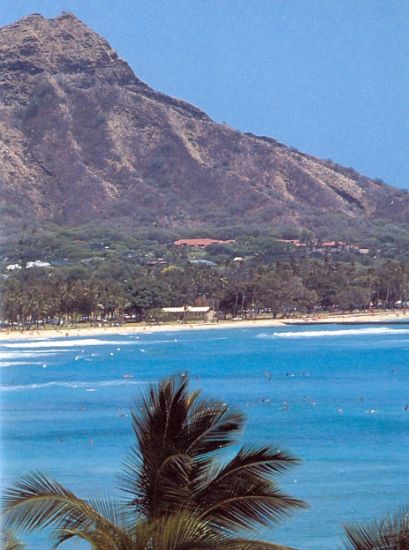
left=1, top=325, right=409, bottom=549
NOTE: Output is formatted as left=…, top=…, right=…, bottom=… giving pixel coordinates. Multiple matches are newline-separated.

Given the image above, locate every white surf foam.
left=0, top=379, right=148, bottom=392
left=0, top=350, right=61, bottom=364
left=1, top=339, right=134, bottom=349
left=0, top=350, right=60, bottom=358
left=268, top=327, right=409, bottom=339
left=0, top=361, right=44, bottom=368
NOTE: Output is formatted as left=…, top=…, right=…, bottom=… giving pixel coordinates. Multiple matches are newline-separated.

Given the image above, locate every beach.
left=1, top=310, right=408, bottom=340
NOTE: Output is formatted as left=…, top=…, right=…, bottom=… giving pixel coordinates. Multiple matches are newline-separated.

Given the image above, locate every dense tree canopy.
left=2, top=223, right=409, bottom=326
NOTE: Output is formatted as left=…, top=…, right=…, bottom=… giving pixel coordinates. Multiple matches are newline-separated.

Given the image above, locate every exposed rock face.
left=0, top=12, right=408, bottom=237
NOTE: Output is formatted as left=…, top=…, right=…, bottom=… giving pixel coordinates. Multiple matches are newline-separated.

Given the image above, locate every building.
left=26, top=260, right=52, bottom=269
left=161, top=306, right=215, bottom=322
left=277, top=239, right=306, bottom=248
left=174, top=238, right=235, bottom=248
left=6, top=264, right=21, bottom=271
left=146, top=258, right=168, bottom=266
left=189, top=259, right=217, bottom=266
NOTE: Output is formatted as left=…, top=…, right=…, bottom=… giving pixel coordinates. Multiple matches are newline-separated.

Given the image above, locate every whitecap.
left=265, top=327, right=409, bottom=339
left=0, top=379, right=148, bottom=392
left=1, top=339, right=134, bottom=349
left=0, top=361, right=44, bottom=368
left=0, top=350, right=60, bottom=360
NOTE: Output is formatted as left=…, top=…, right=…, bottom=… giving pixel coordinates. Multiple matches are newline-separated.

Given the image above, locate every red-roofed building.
left=174, top=238, right=235, bottom=248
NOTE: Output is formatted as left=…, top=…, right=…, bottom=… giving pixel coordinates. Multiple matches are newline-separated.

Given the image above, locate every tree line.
left=2, top=257, right=409, bottom=326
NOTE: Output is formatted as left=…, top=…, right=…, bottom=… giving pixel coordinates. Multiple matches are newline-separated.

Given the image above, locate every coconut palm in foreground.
left=1, top=530, right=25, bottom=550
left=344, top=507, right=409, bottom=549
left=2, top=375, right=305, bottom=549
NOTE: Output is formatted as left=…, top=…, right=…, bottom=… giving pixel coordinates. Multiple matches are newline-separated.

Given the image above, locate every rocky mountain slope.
left=0, top=12, right=408, bottom=239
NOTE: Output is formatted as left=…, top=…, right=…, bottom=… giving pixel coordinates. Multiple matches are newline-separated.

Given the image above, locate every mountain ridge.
left=0, top=12, right=408, bottom=240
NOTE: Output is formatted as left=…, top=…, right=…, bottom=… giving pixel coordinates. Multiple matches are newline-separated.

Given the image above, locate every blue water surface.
left=1, top=325, right=409, bottom=549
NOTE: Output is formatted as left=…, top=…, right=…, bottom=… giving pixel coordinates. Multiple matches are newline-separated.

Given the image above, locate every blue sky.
left=2, top=1, right=408, bottom=188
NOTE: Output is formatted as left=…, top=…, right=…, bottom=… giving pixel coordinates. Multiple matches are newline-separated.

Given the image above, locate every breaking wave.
left=267, top=327, right=409, bottom=339
left=0, top=379, right=148, bottom=392
left=1, top=339, right=134, bottom=349
left=0, top=350, right=61, bottom=366
left=0, top=362, right=45, bottom=368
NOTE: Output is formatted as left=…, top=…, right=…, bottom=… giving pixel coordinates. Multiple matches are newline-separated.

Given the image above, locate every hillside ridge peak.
left=0, top=12, right=407, bottom=240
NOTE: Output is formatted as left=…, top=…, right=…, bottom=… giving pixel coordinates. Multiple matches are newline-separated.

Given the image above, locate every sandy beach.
left=1, top=310, right=408, bottom=341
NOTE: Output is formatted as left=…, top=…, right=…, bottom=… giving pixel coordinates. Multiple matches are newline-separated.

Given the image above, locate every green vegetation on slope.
left=2, top=223, right=409, bottom=326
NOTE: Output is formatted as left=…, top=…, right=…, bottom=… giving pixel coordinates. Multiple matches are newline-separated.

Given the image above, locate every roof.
left=26, top=260, right=52, bottom=268
left=174, top=238, right=235, bottom=247
left=317, top=241, right=346, bottom=248
left=162, top=306, right=210, bottom=313
left=189, top=259, right=217, bottom=266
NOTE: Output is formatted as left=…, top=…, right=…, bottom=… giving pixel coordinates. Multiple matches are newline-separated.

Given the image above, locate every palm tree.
left=344, top=507, right=409, bottom=549
left=1, top=530, right=25, bottom=550
left=2, top=375, right=305, bottom=549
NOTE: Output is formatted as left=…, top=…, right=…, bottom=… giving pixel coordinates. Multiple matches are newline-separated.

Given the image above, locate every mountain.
left=0, top=12, right=408, bottom=240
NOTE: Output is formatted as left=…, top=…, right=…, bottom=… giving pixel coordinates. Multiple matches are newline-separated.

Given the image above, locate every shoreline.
left=1, top=311, right=408, bottom=340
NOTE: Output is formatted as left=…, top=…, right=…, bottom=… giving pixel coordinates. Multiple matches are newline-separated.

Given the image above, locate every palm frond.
left=133, top=376, right=244, bottom=460
left=193, top=447, right=305, bottom=533
left=122, top=377, right=193, bottom=516
left=220, top=540, right=295, bottom=550
left=133, top=511, right=296, bottom=550
left=0, top=530, right=25, bottom=550
left=52, top=527, right=103, bottom=549
left=198, top=476, right=305, bottom=533
left=51, top=496, right=134, bottom=548
left=2, top=472, right=128, bottom=546
left=344, top=507, right=409, bottom=549
left=2, top=472, right=96, bottom=532
left=88, top=496, right=129, bottom=528
left=132, top=377, right=190, bottom=453
left=183, top=400, right=245, bottom=458
left=121, top=375, right=244, bottom=518
left=119, top=445, right=194, bottom=518
left=133, top=510, right=228, bottom=549
left=52, top=525, right=136, bottom=550
left=197, top=446, right=300, bottom=494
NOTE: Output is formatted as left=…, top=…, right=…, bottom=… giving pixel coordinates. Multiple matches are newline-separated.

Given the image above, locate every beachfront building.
left=161, top=306, right=216, bottom=322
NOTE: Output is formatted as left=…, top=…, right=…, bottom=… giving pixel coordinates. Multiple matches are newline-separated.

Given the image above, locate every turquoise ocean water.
left=1, top=325, right=409, bottom=549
